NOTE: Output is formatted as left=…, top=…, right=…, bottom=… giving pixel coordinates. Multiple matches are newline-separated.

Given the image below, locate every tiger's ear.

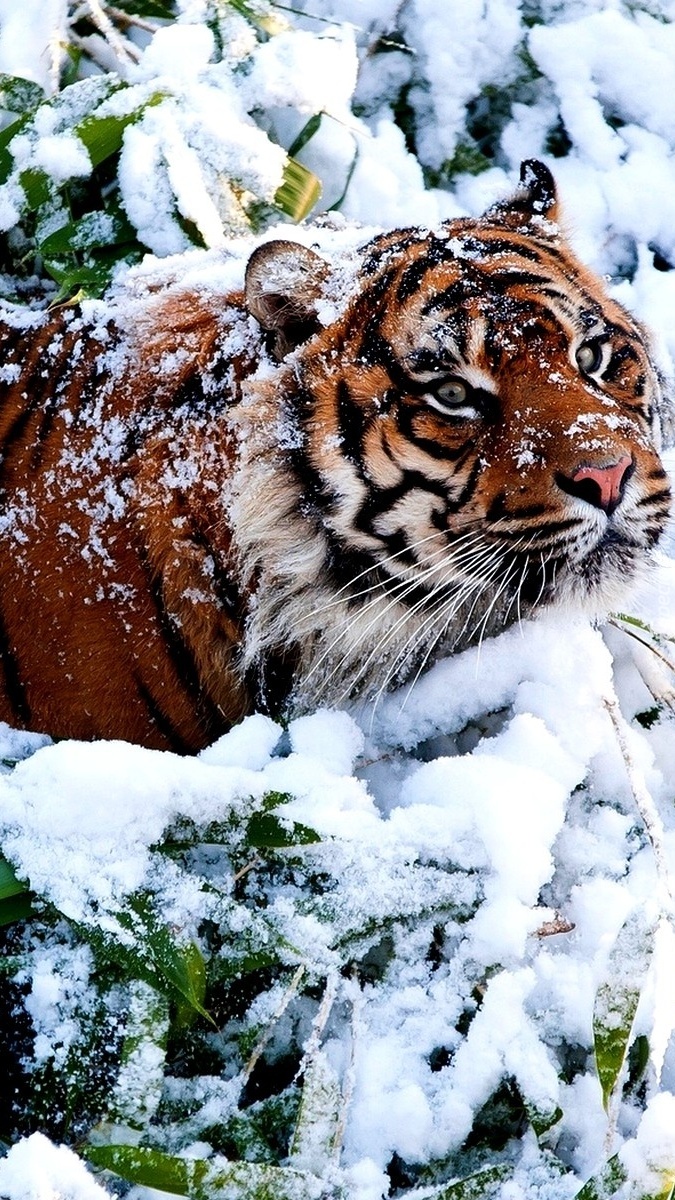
left=489, top=159, right=561, bottom=228
left=245, top=240, right=329, bottom=360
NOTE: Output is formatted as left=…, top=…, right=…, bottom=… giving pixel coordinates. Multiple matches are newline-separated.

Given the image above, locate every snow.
left=0, top=1, right=675, bottom=1199
left=0, top=1133, right=111, bottom=1200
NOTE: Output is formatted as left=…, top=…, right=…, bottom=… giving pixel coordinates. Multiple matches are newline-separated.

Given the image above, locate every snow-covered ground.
left=1, top=2, right=675, bottom=1198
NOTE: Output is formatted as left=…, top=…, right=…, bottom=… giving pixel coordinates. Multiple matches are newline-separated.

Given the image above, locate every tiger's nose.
left=557, top=455, right=634, bottom=515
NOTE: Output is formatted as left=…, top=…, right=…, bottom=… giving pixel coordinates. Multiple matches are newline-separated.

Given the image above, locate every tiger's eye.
left=436, top=379, right=468, bottom=406
left=576, top=342, right=604, bottom=374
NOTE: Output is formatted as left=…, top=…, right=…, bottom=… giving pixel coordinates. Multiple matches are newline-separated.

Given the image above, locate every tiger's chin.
left=548, top=540, right=655, bottom=618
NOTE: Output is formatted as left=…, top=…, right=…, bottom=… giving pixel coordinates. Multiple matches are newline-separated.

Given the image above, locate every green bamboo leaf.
left=107, top=980, right=170, bottom=1128
left=275, top=157, right=321, bottom=222
left=0, top=854, right=34, bottom=924
left=60, top=44, right=83, bottom=89
left=39, top=208, right=136, bottom=256
left=85, top=1145, right=320, bottom=1199
left=75, top=93, right=165, bottom=169
left=143, top=923, right=212, bottom=1024
left=287, top=112, right=323, bottom=158
left=422, top=1163, right=512, bottom=1198
left=18, top=166, right=51, bottom=209
left=246, top=812, right=321, bottom=849
left=111, top=0, right=176, bottom=15
left=0, top=855, right=27, bottom=901
left=290, top=1049, right=341, bottom=1172
left=0, top=74, right=44, bottom=114
left=526, top=1101, right=563, bottom=1139
left=0, top=112, right=32, bottom=183
left=0, top=892, right=34, bottom=926
left=261, top=791, right=295, bottom=810
left=86, top=1144, right=203, bottom=1195
left=114, top=896, right=213, bottom=1023
left=75, top=112, right=136, bottom=169
left=43, top=256, right=119, bottom=302
left=574, top=1154, right=626, bottom=1199
left=613, top=611, right=653, bottom=633
left=593, top=908, right=655, bottom=1111
left=44, top=241, right=143, bottom=301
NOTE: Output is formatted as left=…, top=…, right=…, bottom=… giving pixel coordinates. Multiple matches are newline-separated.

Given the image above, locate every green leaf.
left=85, top=1145, right=319, bottom=1199
left=86, top=1144, right=201, bottom=1195
left=0, top=113, right=30, bottom=184
left=427, top=1163, right=512, bottom=1199
left=75, top=112, right=135, bottom=169
left=275, top=157, right=321, bottom=222
left=0, top=855, right=28, bottom=901
left=593, top=907, right=655, bottom=1110
left=111, top=0, right=177, bottom=16
left=246, top=812, right=321, bottom=849
left=261, top=791, right=295, bottom=811
left=287, top=112, right=323, bottom=158
left=214, top=947, right=282, bottom=981
left=0, top=892, right=34, bottom=927
left=39, top=208, right=136, bottom=256
left=19, top=166, right=51, bottom=209
left=444, top=141, right=493, bottom=178
left=0, top=74, right=44, bottom=114
left=75, top=93, right=165, bottom=169
left=43, top=241, right=143, bottom=301
left=290, top=1049, right=341, bottom=1172
left=526, top=1101, right=563, bottom=1139
left=60, top=44, right=83, bottom=90
left=42, top=256, right=118, bottom=302
left=0, top=854, right=34, bottom=926
left=613, top=611, right=653, bottom=633
left=574, top=1154, right=626, bottom=1199
left=124, top=896, right=213, bottom=1024
left=106, top=980, right=170, bottom=1128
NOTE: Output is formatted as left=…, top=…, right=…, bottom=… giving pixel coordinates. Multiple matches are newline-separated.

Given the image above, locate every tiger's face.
left=242, top=162, right=671, bottom=699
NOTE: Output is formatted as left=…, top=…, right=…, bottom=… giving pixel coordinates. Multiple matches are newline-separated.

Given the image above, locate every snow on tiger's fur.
left=0, top=161, right=670, bottom=751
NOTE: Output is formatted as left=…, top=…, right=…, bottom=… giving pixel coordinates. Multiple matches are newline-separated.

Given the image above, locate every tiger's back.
left=0, top=160, right=671, bottom=750
left=0, top=291, right=257, bottom=750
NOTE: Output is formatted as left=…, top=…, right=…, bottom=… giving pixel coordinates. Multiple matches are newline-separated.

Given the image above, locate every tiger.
left=0, top=159, right=670, bottom=752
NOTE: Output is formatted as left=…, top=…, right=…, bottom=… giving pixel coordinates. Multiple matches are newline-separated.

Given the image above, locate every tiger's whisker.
left=303, top=534, right=504, bottom=694
left=369, top=544, right=513, bottom=712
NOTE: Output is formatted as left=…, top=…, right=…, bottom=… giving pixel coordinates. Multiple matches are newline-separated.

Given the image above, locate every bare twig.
left=603, top=691, right=674, bottom=912
left=295, top=970, right=339, bottom=1083
left=332, top=975, right=361, bottom=1163
left=107, top=4, right=161, bottom=34
left=80, top=0, right=142, bottom=64
left=232, top=854, right=263, bottom=883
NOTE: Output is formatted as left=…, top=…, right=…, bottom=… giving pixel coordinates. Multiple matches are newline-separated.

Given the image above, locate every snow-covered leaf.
left=85, top=1144, right=323, bottom=1198
left=593, top=907, right=656, bottom=1111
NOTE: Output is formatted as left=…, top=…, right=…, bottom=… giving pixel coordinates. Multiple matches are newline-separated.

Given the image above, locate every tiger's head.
left=236, top=160, right=672, bottom=705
